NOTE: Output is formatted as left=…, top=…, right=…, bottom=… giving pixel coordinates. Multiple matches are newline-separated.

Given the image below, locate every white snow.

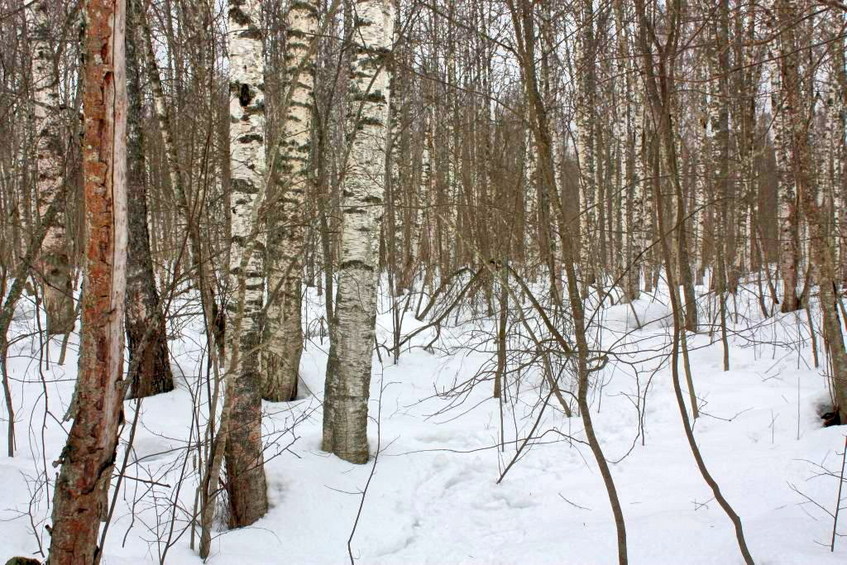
left=0, top=280, right=845, bottom=564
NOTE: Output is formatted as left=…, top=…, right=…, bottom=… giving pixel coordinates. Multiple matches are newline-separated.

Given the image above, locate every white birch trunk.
left=224, top=0, right=268, bottom=526
left=770, top=1, right=801, bottom=311
left=27, top=1, right=74, bottom=335
left=322, top=0, right=394, bottom=464
left=615, top=2, right=642, bottom=301
left=264, top=0, right=319, bottom=401
left=523, top=124, right=538, bottom=276
left=418, top=113, right=433, bottom=278
left=833, top=12, right=847, bottom=283
left=576, top=0, right=596, bottom=290
left=819, top=9, right=842, bottom=271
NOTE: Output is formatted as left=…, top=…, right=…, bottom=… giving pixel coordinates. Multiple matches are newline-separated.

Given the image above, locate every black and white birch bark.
left=322, top=0, right=394, bottom=464
left=264, top=0, right=320, bottom=402
left=27, top=0, right=75, bottom=335
left=224, top=0, right=268, bottom=526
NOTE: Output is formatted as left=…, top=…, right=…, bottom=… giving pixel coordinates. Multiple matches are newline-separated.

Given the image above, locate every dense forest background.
left=0, top=0, right=846, bottom=563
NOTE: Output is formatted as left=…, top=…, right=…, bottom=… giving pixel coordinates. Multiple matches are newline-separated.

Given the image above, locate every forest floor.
left=1, top=278, right=846, bottom=564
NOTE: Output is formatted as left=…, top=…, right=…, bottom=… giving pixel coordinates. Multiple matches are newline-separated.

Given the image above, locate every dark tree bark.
left=125, top=0, right=174, bottom=399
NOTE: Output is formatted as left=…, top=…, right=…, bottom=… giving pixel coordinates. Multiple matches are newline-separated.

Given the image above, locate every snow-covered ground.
left=1, top=279, right=845, bottom=564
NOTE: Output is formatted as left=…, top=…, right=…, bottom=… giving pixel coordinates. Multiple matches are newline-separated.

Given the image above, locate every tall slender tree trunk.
left=615, top=1, right=643, bottom=302
left=322, top=0, right=394, bottom=464
left=47, top=0, right=128, bottom=560
left=833, top=12, right=847, bottom=286
left=125, top=0, right=174, bottom=398
left=27, top=0, right=75, bottom=335
left=771, top=2, right=802, bottom=312
left=264, top=0, right=320, bottom=402
left=708, top=0, right=731, bottom=299
left=224, top=0, right=268, bottom=526
left=736, top=5, right=761, bottom=280
left=820, top=7, right=846, bottom=285
left=707, top=0, right=731, bottom=362
left=576, top=0, right=597, bottom=291
left=777, top=0, right=847, bottom=420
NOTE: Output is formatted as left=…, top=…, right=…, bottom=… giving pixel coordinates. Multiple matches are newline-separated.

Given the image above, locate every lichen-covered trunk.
left=27, top=0, right=74, bottom=335
left=47, top=0, right=127, bottom=560
left=322, top=0, right=394, bottom=464
left=224, top=0, right=268, bottom=526
left=264, top=0, right=319, bottom=402
left=125, top=0, right=173, bottom=399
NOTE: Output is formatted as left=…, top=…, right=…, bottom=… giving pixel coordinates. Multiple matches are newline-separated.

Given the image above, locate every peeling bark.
left=47, top=0, right=128, bottom=561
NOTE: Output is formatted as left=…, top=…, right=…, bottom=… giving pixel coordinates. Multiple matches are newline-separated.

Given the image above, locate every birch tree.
left=322, top=0, right=394, bottom=464
left=47, top=0, right=128, bottom=559
left=264, top=0, right=320, bottom=402
left=771, top=0, right=802, bottom=312
left=576, top=0, right=597, bottom=290
left=137, top=3, right=225, bottom=358
left=27, top=0, right=75, bottom=335
left=615, top=0, right=644, bottom=302
left=224, top=0, right=268, bottom=526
